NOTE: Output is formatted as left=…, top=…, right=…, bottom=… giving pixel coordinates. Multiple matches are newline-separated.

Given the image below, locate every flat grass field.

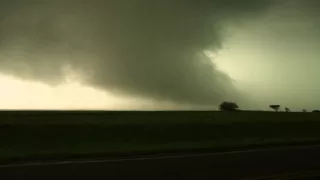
left=1, top=111, right=320, bottom=164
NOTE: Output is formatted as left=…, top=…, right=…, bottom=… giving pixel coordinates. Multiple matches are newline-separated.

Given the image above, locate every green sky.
left=0, top=0, right=319, bottom=111
left=216, top=1, right=320, bottom=110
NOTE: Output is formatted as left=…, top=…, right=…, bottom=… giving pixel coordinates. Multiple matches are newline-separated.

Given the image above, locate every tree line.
left=219, top=102, right=320, bottom=112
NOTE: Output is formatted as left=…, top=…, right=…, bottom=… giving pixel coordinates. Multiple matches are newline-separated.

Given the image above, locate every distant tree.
left=302, top=109, right=307, bottom=112
left=269, top=105, right=280, bottom=112
left=312, top=110, right=320, bottom=112
left=219, top=102, right=239, bottom=111
left=285, top=107, right=290, bottom=112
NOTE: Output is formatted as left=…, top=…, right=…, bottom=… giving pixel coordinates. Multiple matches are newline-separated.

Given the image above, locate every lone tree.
left=302, top=109, right=307, bottom=112
left=285, top=107, right=290, bottom=112
left=269, top=105, right=280, bottom=112
left=219, top=102, right=239, bottom=111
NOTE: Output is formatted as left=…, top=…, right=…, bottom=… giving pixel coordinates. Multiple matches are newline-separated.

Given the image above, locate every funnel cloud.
left=0, top=0, right=275, bottom=107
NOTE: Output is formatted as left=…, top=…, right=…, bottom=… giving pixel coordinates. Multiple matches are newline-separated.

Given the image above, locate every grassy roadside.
left=1, top=111, right=320, bottom=164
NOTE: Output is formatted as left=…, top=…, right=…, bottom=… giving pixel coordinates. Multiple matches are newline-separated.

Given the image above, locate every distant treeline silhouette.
left=269, top=105, right=280, bottom=112
left=219, top=102, right=239, bottom=111
left=219, top=102, right=319, bottom=112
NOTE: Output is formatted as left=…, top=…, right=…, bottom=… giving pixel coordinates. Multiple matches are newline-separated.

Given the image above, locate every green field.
left=1, top=111, right=320, bottom=164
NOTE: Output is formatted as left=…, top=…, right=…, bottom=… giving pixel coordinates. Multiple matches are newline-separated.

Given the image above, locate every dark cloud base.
left=0, top=0, right=274, bottom=107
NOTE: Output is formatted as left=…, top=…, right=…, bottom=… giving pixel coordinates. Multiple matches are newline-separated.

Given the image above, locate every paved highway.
left=1, top=145, right=320, bottom=180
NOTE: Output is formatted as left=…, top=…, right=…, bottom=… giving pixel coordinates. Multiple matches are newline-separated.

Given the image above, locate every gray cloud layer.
left=0, top=0, right=275, bottom=106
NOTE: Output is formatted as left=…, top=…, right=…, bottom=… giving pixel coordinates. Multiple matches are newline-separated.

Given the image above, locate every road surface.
left=1, top=145, right=320, bottom=180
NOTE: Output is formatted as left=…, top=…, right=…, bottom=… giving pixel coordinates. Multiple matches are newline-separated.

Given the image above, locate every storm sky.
left=0, top=0, right=319, bottom=111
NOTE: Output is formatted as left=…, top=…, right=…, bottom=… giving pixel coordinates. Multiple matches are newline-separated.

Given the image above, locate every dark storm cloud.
left=0, top=0, right=274, bottom=106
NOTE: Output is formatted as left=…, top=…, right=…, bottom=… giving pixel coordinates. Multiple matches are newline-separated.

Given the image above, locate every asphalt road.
left=1, top=145, right=320, bottom=180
